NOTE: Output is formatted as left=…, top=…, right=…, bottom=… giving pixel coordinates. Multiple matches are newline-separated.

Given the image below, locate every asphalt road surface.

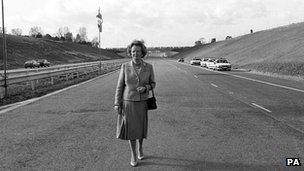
left=1, top=58, right=304, bottom=170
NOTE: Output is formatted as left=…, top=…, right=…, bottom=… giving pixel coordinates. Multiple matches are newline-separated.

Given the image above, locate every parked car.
left=200, top=58, right=209, bottom=67
left=178, top=58, right=184, bottom=62
left=209, top=58, right=232, bottom=71
left=24, top=60, right=40, bottom=68
left=37, top=59, right=50, bottom=67
left=205, top=58, right=216, bottom=69
left=190, top=58, right=201, bottom=65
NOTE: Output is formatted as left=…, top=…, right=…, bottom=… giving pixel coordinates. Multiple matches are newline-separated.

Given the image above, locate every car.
left=37, top=59, right=50, bottom=67
left=24, top=60, right=40, bottom=68
left=200, top=58, right=209, bottom=67
left=210, top=58, right=232, bottom=71
left=177, top=58, right=184, bottom=62
left=190, top=58, right=201, bottom=65
left=205, top=58, right=216, bottom=69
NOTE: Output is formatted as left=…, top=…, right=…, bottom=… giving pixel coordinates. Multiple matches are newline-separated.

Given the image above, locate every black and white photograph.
left=0, top=0, right=303, bottom=170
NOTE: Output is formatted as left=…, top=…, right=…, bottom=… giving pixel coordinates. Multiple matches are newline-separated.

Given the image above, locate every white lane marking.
left=0, top=70, right=118, bottom=115
left=211, top=83, right=218, bottom=88
left=204, top=69, right=304, bottom=93
left=231, top=74, right=304, bottom=93
left=251, top=103, right=272, bottom=113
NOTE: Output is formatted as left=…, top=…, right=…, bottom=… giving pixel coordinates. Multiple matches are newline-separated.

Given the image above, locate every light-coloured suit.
left=114, top=60, right=156, bottom=106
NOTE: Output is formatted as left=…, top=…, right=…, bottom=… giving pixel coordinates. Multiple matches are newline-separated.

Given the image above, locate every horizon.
left=3, top=0, right=304, bottom=48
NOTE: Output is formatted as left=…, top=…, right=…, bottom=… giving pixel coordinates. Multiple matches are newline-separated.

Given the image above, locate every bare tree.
left=75, top=34, right=81, bottom=43
left=29, top=26, right=43, bottom=38
left=91, top=37, right=99, bottom=47
left=199, top=37, right=206, bottom=44
left=77, top=27, right=87, bottom=42
left=55, top=27, right=64, bottom=38
left=55, top=26, right=73, bottom=41
left=11, top=28, right=22, bottom=36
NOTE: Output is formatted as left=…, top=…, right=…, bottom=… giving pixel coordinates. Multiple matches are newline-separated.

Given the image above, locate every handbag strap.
left=149, top=84, right=155, bottom=97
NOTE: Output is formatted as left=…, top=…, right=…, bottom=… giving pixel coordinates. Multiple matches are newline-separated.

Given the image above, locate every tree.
left=55, top=27, right=64, bottom=38
left=75, top=34, right=82, bottom=43
left=199, top=37, right=206, bottom=44
left=91, top=37, right=99, bottom=48
left=77, top=27, right=87, bottom=42
left=29, top=26, right=43, bottom=38
left=11, top=28, right=22, bottom=36
left=226, top=36, right=232, bottom=40
left=55, top=26, right=73, bottom=41
left=65, top=32, right=73, bottom=42
left=195, top=40, right=203, bottom=46
left=43, top=34, right=52, bottom=39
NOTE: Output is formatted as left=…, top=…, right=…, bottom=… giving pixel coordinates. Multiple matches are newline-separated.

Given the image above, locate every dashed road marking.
left=211, top=83, right=218, bottom=88
left=251, top=103, right=272, bottom=113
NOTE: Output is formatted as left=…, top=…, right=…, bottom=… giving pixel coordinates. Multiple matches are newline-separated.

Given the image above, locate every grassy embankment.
left=0, top=35, right=123, bottom=69
left=0, top=35, right=125, bottom=106
left=171, top=22, right=304, bottom=79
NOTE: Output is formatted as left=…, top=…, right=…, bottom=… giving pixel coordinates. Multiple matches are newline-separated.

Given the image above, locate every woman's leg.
left=129, top=140, right=137, bottom=162
left=138, top=139, right=144, bottom=158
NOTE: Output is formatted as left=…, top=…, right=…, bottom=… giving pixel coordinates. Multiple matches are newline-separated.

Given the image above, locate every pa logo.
left=286, top=158, right=301, bottom=166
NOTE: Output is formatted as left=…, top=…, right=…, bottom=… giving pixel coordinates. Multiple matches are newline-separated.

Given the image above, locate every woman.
left=114, top=40, right=156, bottom=167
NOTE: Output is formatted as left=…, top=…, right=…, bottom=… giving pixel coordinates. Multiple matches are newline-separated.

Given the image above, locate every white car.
left=209, top=58, right=232, bottom=71
left=200, top=58, right=209, bottom=67
left=190, top=58, right=202, bottom=65
left=205, top=58, right=216, bottom=69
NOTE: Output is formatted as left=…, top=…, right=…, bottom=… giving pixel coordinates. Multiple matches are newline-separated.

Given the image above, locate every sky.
left=3, top=0, right=304, bottom=48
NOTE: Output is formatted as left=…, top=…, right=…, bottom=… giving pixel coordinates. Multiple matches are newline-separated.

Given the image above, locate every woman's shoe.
left=130, top=160, right=138, bottom=167
left=138, top=154, right=144, bottom=160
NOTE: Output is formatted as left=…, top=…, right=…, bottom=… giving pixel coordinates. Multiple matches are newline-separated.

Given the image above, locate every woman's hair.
left=127, top=40, right=147, bottom=58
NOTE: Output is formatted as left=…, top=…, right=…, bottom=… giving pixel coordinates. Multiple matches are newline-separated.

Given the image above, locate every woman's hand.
left=136, top=86, right=146, bottom=93
left=114, top=105, right=122, bottom=115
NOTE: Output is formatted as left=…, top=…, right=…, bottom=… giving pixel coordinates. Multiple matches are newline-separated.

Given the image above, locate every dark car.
left=37, top=59, right=50, bottom=67
left=178, top=58, right=184, bottom=62
left=24, top=60, right=40, bottom=68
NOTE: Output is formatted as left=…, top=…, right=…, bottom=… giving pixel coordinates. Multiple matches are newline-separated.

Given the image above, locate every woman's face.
left=131, top=45, right=143, bottom=62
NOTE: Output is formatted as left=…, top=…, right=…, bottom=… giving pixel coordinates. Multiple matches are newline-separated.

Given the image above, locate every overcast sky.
left=4, top=0, right=304, bottom=48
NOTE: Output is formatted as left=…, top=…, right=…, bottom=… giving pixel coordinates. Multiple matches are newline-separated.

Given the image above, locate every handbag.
left=147, top=86, right=157, bottom=110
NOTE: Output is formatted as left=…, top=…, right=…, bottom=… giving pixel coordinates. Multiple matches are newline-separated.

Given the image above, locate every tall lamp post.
left=1, top=0, right=7, bottom=98
left=96, top=7, right=103, bottom=74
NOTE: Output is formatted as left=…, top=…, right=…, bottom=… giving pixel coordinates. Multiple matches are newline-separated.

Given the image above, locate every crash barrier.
left=0, top=59, right=128, bottom=99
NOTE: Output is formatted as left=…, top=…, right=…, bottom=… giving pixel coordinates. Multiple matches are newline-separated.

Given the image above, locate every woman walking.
left=114, top=40, right=156, bottom=167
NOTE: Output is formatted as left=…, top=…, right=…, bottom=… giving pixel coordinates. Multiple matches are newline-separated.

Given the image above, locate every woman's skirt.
left=116, top=100, right=148, bottom=140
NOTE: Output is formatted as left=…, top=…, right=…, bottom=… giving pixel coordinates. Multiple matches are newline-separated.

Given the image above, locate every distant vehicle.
left=177, top=58, right=184, bottom=62
left=190, top=58, right=201, bottom=65
left=24, top=60, right=40, bottom=68
left=205, top=58, right=216, bottom=68
left=37, top=59, right=50, bottom=67
left=200, top=58, right=209, bottom=67
left=209, top=58, right=232, bottom=71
